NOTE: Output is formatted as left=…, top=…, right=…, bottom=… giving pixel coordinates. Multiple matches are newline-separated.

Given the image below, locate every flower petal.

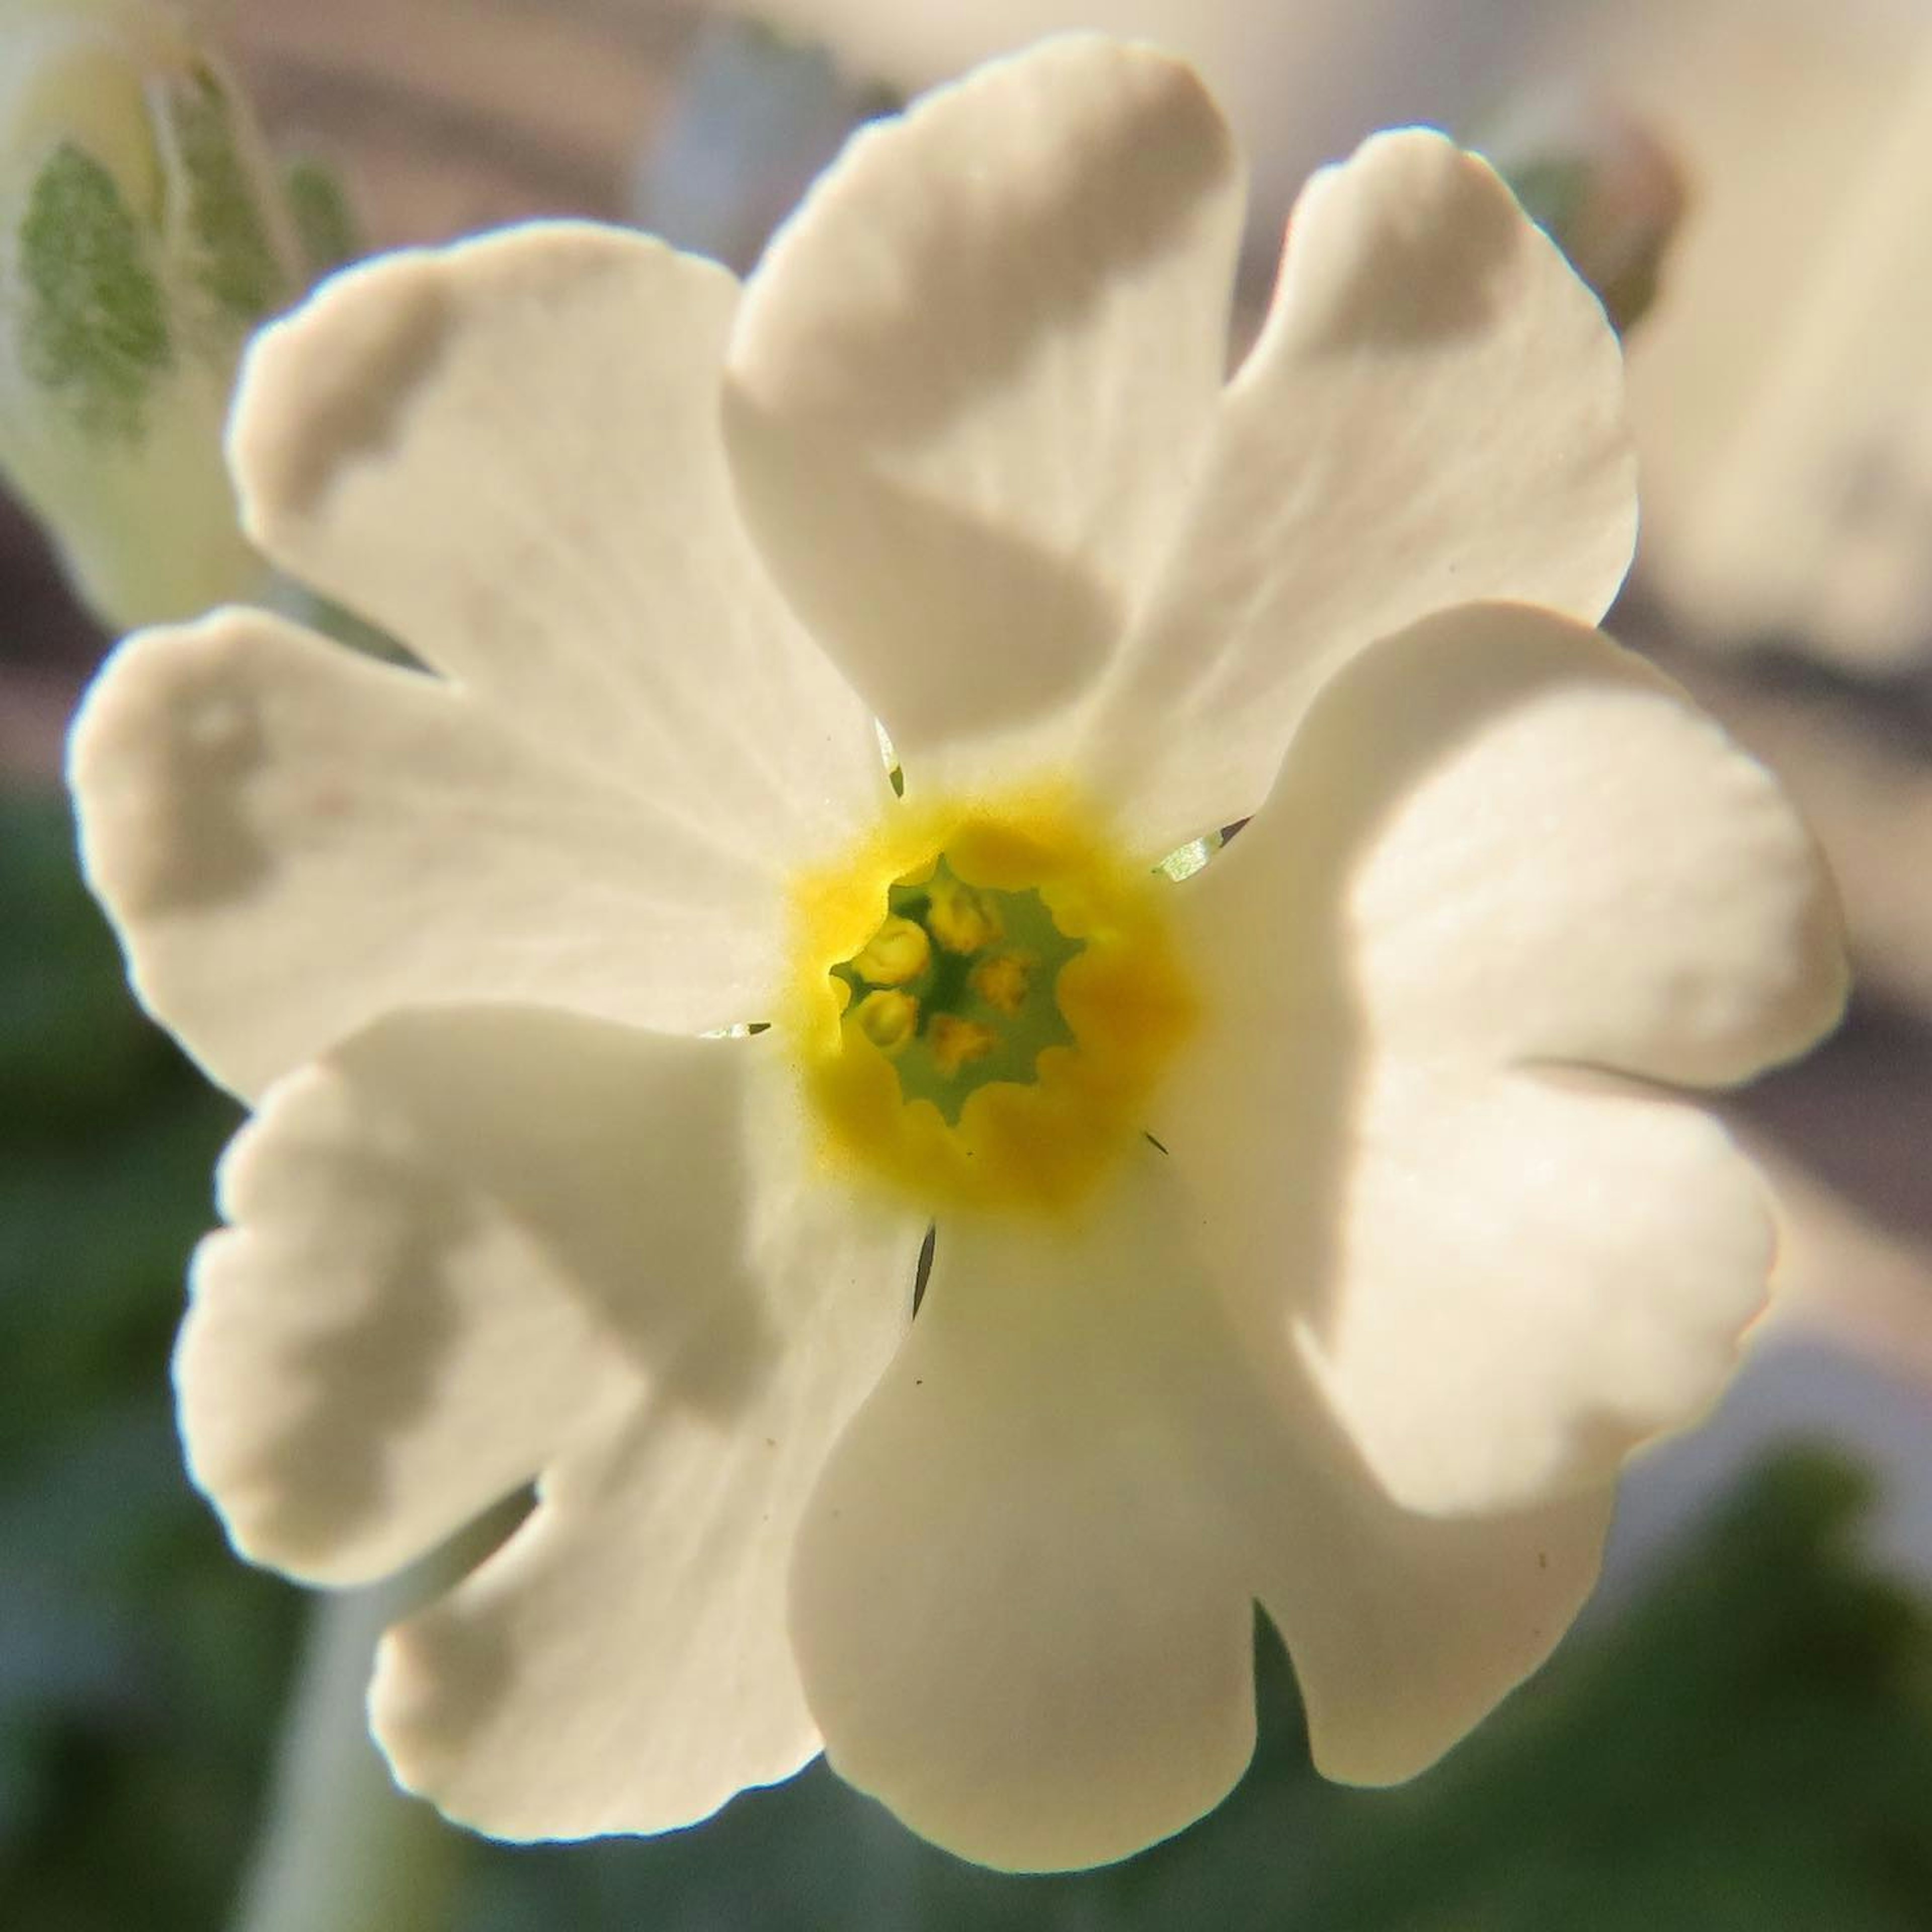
left=724, top=36, right=1244, bottom=787
left=1250, top=1452, right=1616, bottom=1787
left=789, top=1164, right=1259, bottom=1872
left=1336, top=606, right=1847, bottom=1085
left=70, top=609, right=785, bottom=1100
left=1196, top=1183, right=1623, bottom=1789
left=229, top=221, right=883, bottom=846
left=1188, top=600, right=1846, bottom=1091
left=791, top=1157, right=1621, bottom=1862
left=1088, top=130, right=1637, bottom=852
left=371, top=1056, right=923, bottom=1838
left=1307, top=1061, right=1773, bottom=1515
left=183, top=1009, right=768, bottom=1586
left=1157, top=600, right=1841, bottom=1512
left=181, top=1006, right=924, bottom=1835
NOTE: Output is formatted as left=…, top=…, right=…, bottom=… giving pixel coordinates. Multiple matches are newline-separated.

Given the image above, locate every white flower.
left=68, top=37, right=1844, bottom=1874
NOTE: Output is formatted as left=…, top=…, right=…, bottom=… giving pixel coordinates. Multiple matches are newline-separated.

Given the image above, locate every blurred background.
left=5, top=1, right=1932, bottom=1927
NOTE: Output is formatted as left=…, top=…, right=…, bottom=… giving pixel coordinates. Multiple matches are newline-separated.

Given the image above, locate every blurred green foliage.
left=3, top=781, right=1930, bottom=1931
left=1, top=784, right=292, bottom=1931
left=460, top=1453, right=1932, bottom=1932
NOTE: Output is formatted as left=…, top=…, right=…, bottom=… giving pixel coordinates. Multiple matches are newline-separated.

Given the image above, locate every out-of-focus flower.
left=69, top=37, right=1844, bottom=1872
left=0, top=0, right=348, bottom=627
left=1479, top=91, right=1688, bottom=335
left=1527, top=0, right=1932, bottom=669
left=726, top=0, right=1584, bottom=241
left=632, top=16, right=894, bottom=273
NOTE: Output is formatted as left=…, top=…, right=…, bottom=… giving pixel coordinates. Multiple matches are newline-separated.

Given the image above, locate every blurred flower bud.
left=0, top=0, right=351, bottom=628
left=633, top=16, right=893, bottom=274
left=1481, top=91, right=1689, bottom=336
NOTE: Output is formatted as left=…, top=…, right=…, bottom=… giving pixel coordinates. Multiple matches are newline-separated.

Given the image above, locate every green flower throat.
left=830, top=858, right=1086, bottom=1124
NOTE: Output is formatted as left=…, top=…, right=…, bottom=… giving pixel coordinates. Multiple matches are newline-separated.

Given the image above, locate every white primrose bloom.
left=68, top=37, right=1845, bottom=1873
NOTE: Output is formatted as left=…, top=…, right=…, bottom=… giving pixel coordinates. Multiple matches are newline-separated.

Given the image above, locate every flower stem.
left=227, top=1576, right=462, bottom=1932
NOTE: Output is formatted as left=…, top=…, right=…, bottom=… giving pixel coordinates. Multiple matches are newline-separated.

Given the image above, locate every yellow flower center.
left=784, top=786, right=1195, bottom=1218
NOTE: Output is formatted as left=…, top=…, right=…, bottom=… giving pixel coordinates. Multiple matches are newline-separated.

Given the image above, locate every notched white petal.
left=1330, top=603, right=1849, bottom=1086
left=789, top=1167, right=1257, bottom=1871
left=229, top=221, right=883, bottom=850
left=370, top=1398, right=827, bottom=1842
left=179, top=1054, right=624, bottom=1586
left=1295, top=1063, right=1778, bottom=1516
left=178, top=1006, right=924, bottom=1838
left=1160, top=599, right=1842, bottom=1518
left=726, top=34, right=1245, bottom=788
left=1091, top=129, right=1638, bottom=853
left=789, top=1158, right=1639, bottom=1857
left=1260, top=1461, right=1617, bottom=1787
left=68, top=607, right=782, bottom=1099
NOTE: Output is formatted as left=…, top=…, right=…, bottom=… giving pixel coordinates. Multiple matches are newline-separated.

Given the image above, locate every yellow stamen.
left=925, top=874, right=1002, bottom=953
left=970, top=951, right=1032, bottom=1016
left=929, top=1014, right=998, bottom=1075
left=850, top=914, right=931, bottom=986
left=853, top=988, right=919, bottom=1052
